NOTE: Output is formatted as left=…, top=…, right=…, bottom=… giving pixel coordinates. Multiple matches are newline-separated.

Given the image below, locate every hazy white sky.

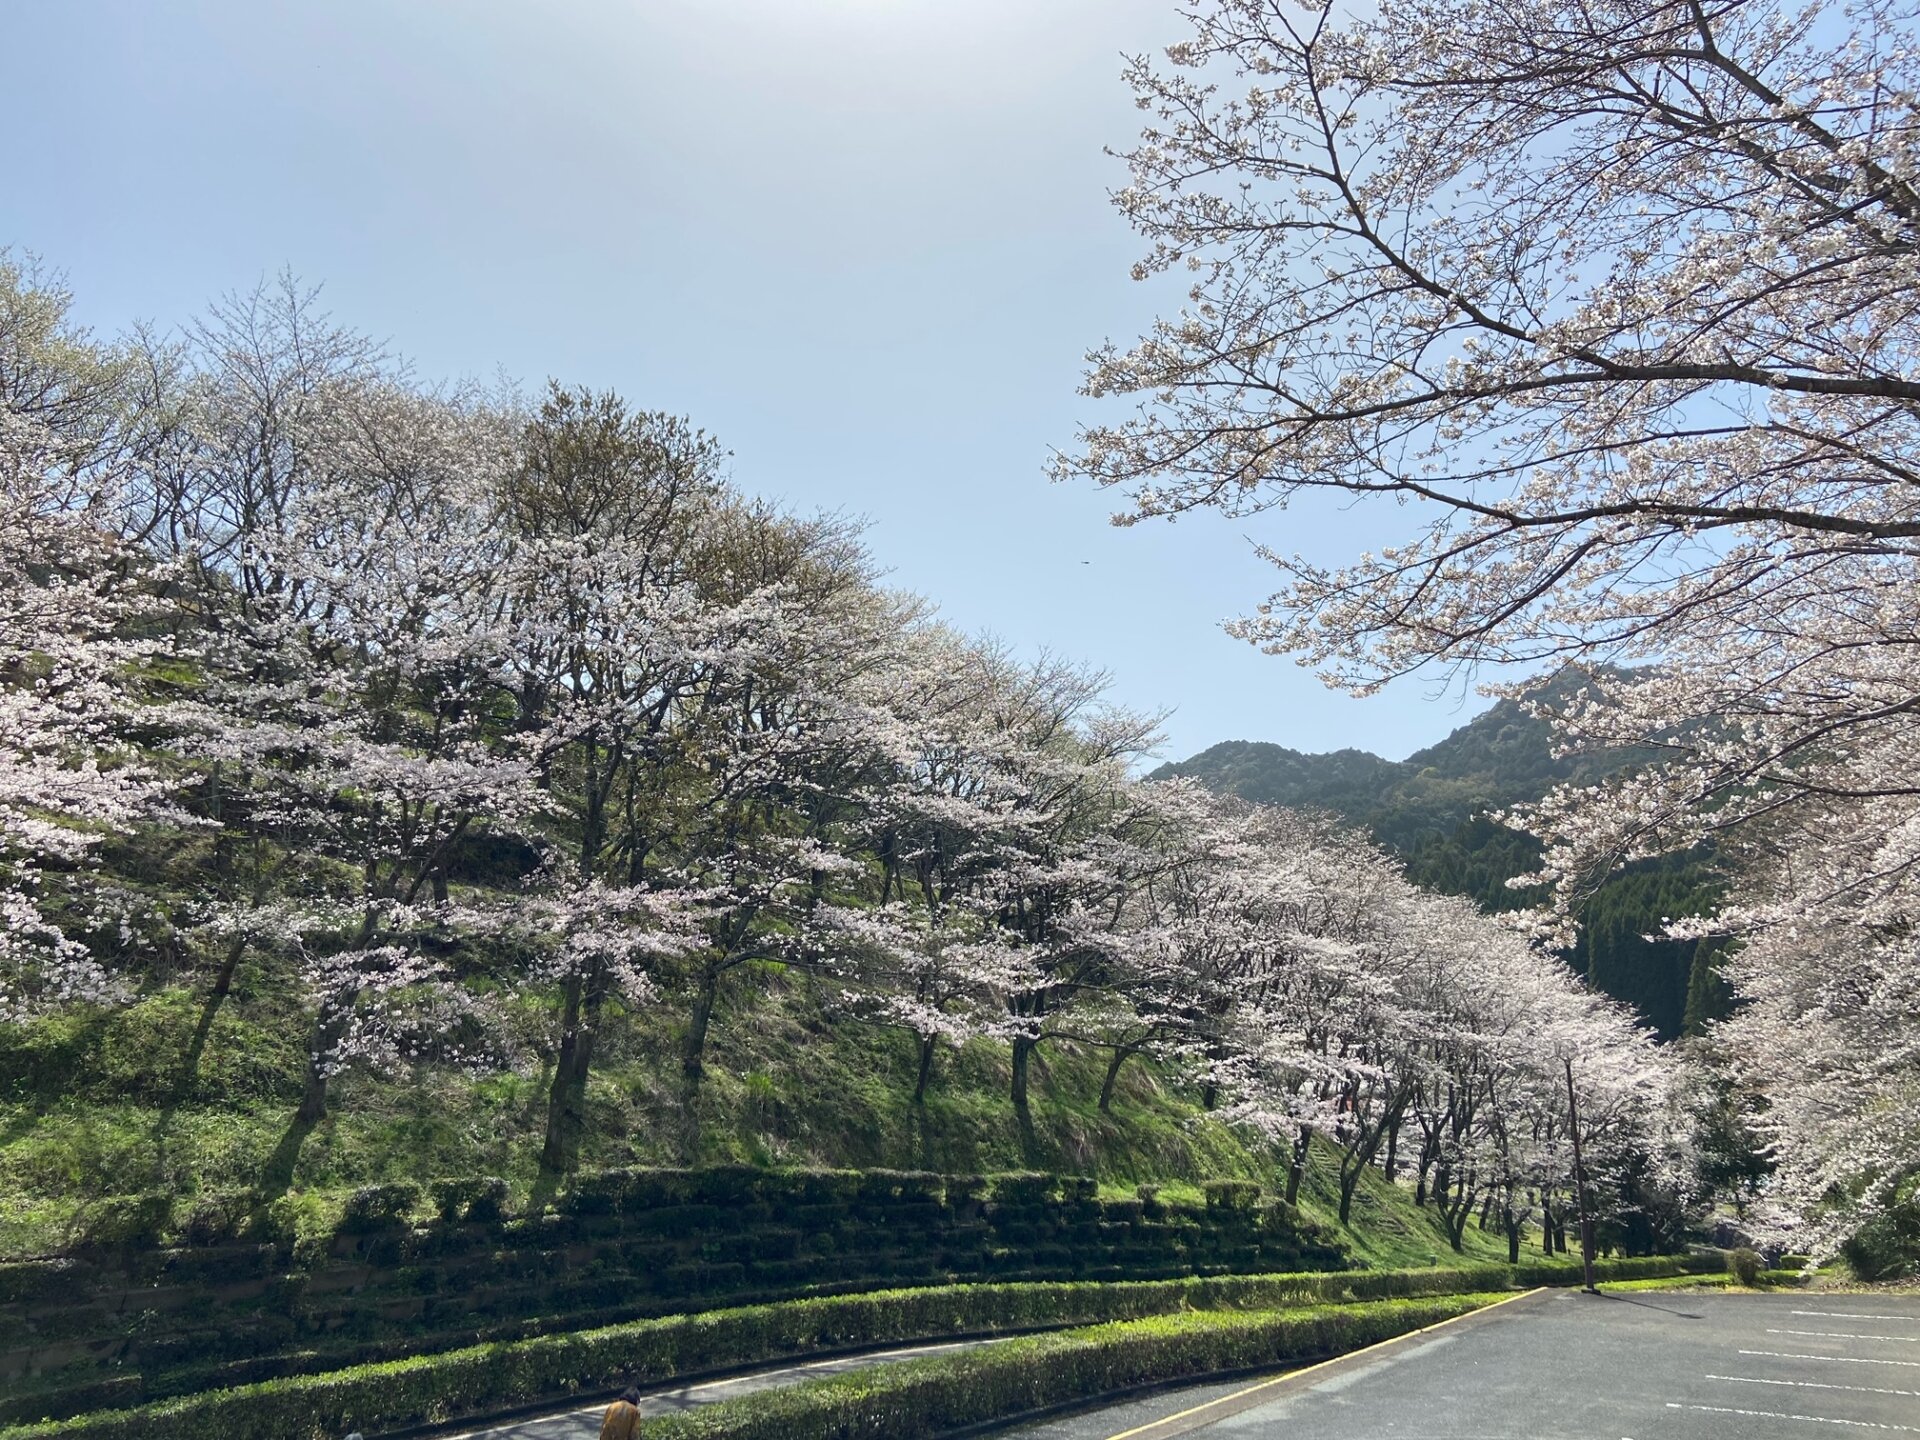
left=7, top=0, right=1496, bottom=761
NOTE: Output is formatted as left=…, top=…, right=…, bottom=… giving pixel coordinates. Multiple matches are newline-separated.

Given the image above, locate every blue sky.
left=7, top=0, right=1495, bottom=762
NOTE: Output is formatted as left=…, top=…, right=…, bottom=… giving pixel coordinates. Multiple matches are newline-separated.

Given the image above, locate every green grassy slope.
left=0, top=959, right=1515, bottom=1268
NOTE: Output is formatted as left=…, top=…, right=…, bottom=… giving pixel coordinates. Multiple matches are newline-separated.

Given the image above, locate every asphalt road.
left=1000, top=1288, right=1920, bottom=1440
left=438, top=1337, right=1004, bottom=1439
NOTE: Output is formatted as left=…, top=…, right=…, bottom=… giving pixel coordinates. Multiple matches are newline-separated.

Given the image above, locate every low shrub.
left=76, top=1194, right=173, bottom=1250
left=261, top=1190, right=337, bottom=1249
left=988, top=1173, right=1060, bottom=1206
left=560, top=1167, right=641, bottom=1216
left=1509, top=1252, right=1723, bottom=1286
left=0, top=1260, right=80, bottom=1306
left=1202, top=1180, right=1261, bottom=1211
left=1726, top=1247, right=1763, bottom=1286
left=335, top=1183, right=422, bottom=1235
left=177, top=1192, right=256, bottom=1247
left=1602, top=1269, right=1804, bottom=1293
left=430, top=1177, right=510, bottom=1225
left=1840, top=1186, right=1920, bottom=1281
left=853, top=1170, right=945, bottom=1206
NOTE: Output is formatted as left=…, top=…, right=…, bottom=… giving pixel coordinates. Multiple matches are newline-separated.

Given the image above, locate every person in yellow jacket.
left=599, top=1386, right=643, bottom=1440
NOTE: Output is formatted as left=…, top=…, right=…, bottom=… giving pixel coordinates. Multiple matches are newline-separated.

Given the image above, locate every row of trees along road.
left=1059, top=0, right=1920, bottom=1258
left=0, top=258, right=1683, bottom=1251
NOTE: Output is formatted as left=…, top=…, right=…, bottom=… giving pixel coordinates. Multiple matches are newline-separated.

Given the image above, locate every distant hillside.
left=1154, top=679, right=1726, bottom=1040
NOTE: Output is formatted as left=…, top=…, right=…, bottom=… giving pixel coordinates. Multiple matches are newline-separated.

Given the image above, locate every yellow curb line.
left=1100, top=1287, right=1550, bottom=1440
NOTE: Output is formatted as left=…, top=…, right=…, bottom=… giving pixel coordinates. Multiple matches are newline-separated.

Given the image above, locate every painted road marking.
left=1096, top=1289, right=1548, bottom=1440
left=1770, top=1329, right=1920, bottom=1344
left=1795, top=1312, right=1912, bottom=1321
left=1741, top=1350, right=1920, bottom=1369
left=1667, top=1401, right=1920, bottom=1432
left=1706, top=1374, right=1920, bottom=1399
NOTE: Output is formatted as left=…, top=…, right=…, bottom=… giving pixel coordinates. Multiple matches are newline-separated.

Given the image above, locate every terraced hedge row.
left=0, top=1167, right=1346, bottom=1424
left=0, top=1255, right=1719, bottom=1440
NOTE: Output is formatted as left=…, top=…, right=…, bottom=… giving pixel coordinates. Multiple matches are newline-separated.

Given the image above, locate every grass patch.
left=0, top=980, right=1282, bottom=1258
left=1284, top=1135, right=1516, bottom=1270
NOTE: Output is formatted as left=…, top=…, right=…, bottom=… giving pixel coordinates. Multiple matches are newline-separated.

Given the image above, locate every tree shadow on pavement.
left=1599, top=1291, right=1706, bottom=1319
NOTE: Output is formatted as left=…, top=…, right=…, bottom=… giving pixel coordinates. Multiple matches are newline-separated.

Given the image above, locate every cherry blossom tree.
left=0, top=259, right=182, bottom=1021
left=492, top=384, right=738, bottom=1169
left=1690, top=844, right=1920, bottom=1257
left=0, top=398, right=172, bottom=1020
left=1, top=251, right=1703, bottom=1218
left=76, top=275, right=552, bottom=1128
left=808, top=900, right=1020, bottom=1103
left=1187, top=794, right=1680, bottom=1241
left=1063, top=0, right=1916, bottom=1256
left=1058, top=782, right=1268, bottom=1113
left=171, top=373, right=543, bottom=1122
left=1196, top=807, right=1420, bottom=1211
left=958, top=669, right=1165, bottom=1114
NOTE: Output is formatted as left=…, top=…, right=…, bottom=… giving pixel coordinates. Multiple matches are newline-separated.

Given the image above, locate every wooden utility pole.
left=1563, top=1058, right=1599, bottom=1294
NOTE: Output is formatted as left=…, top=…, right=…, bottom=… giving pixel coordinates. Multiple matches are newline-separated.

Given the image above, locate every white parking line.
left=1740, top=1350, right=1920, bottom=1369
left=1667, top=1401, right=1920, bottom=1432
left=1795, top=1311, right=1912, bottom=1321
left=1706, top=1374, right=1920, bottom=1399
left=1743, top=1351, right=1920, bottom=1367
left=1770, top=1329, right=1920, bottom=1343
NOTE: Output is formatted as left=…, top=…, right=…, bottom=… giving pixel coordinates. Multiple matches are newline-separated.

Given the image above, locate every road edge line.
left=1100, top=1287, right=1550, bottom=1440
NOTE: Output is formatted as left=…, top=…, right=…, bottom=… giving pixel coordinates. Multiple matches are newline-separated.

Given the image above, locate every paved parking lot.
left=1002, top=1288, right=1920, bottom=1439
left=439, top=1288, right=1920, bottom=1440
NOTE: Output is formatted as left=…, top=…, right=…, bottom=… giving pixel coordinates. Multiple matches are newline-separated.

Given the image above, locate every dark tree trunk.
left=1098, top=1046, right=1130, bottom=1113
left=212, top=933, right=244, bottom=1000
left=542, top=972, right=587, bottom=1173
left=295, top=1058, right=328, bottom=1125
left=682, top=969, right=719, bottom=1083
left=1413, top=1131, right=1438, bottom=1205
left=295, top=1011, right=344, bottom=1125
left=1284, top=1125, right=1312, bottom=1206
left=913, top=1032, right=937, bottom=1104
left=1010, top=1035, right=1035, bottom=1112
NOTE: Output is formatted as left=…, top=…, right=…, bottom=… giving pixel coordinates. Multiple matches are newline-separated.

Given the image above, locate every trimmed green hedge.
left=640, top=1294, right=1504, bottom=1440
left=1599, top=1268, right=1805, bottom=1293
left=2, top=1163, right=1351, bottom=1424
left=24, top=1167, right=1324, bottom=1260
left=0, top=1256, right=1711, bottom=1440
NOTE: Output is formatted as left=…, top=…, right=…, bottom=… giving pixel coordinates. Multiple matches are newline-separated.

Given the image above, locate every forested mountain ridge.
left=1153, top=681, right=1727, bottom=1040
